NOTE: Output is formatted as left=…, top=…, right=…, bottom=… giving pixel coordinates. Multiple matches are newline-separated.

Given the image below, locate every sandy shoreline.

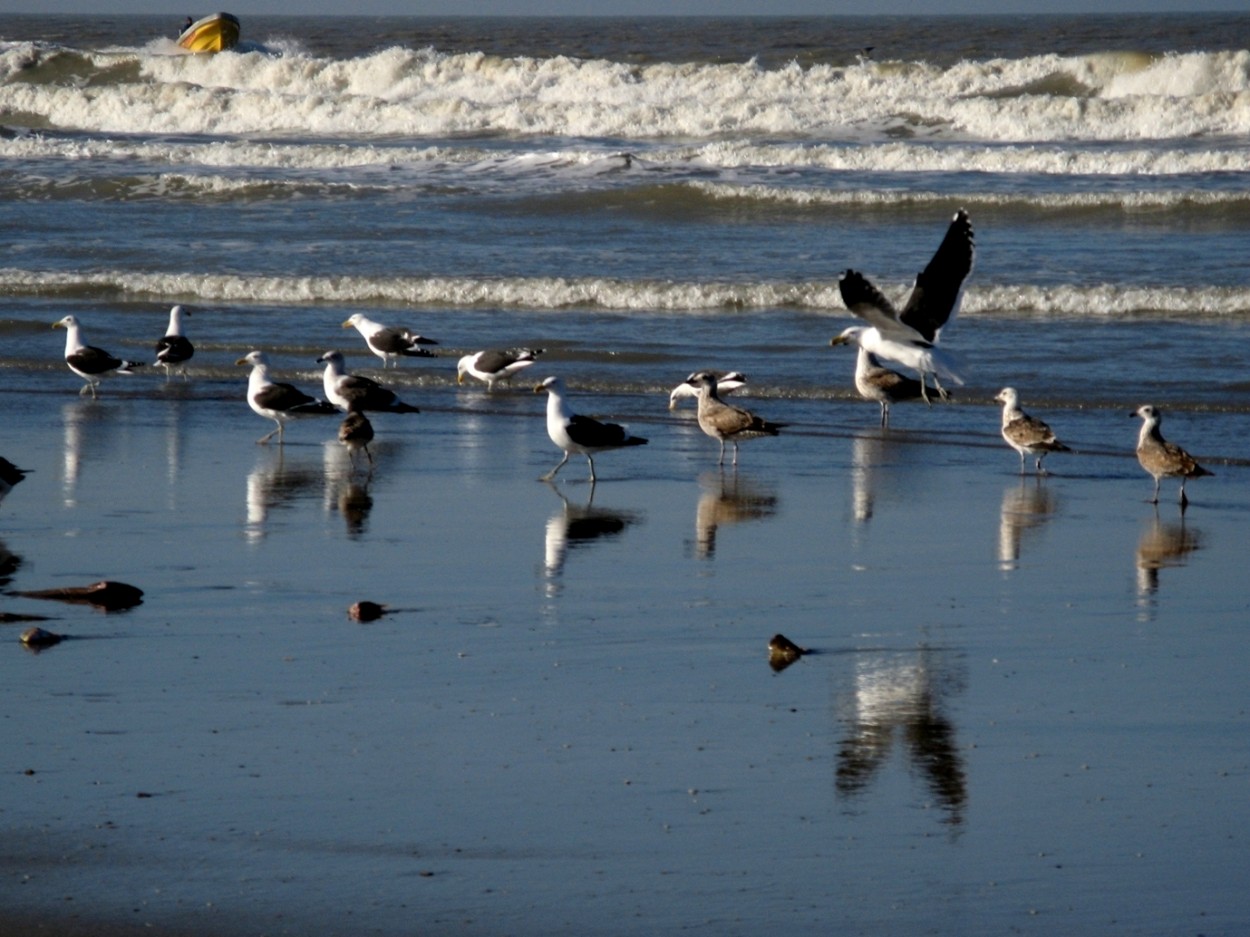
left=2, top=381, right=1248, bottom=936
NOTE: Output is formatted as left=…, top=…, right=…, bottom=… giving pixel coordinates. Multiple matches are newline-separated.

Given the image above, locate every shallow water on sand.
left=1, top=375, right=1247, bottom=936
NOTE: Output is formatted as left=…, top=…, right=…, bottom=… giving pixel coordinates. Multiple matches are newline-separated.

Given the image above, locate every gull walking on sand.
left=685, top=370, right=784, bottom=467
left=236, top=350, right=337, bottom=444
left=995, top=387, right=1071, bottom=475
left=458, top=348, right=544, bottom=391
left=1133, top=404, right=1212, bottom=507
left=535, top=376, right=648, bottom=483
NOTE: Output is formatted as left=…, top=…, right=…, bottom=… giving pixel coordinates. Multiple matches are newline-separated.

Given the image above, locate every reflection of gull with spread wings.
left=694, top=471, right=778, bottom=559
left=997, top=478, right=1058, bottom=571
left=835, top=648, right=967, bottom=829
left=245, top=450, right=323, bottom=544
left=543, top=482, right=639, bottom=593
left=1135, top=512, right=1202, bottom=604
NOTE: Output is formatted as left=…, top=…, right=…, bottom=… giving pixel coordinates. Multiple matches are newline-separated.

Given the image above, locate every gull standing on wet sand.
left=153, top=304, right=194, bottom=380
left=53, top=315, right=144, bottom=398
left=685, top=370, right=784, bottom=467
left=317, top=350, right=420, bottom=414
left=837, top=209, right=974, bottom=402
left=535, top=376, right=648, bottom=482
left=458, top=348, right=544, bottom=391
left=342, top=313, right=437, bottom=368
left=994, top=387, right=1071, bottom=475
left=1133, top=404, right=1212, bottom=507
left=830, top=327, right=929, bottom=427
left=236, top=350, right=337, bottom=444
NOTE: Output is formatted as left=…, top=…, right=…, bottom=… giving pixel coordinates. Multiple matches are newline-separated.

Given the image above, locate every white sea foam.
left=3, top=267, right=1246, bottom=321
left=3, top=43, right=1250, bottom=144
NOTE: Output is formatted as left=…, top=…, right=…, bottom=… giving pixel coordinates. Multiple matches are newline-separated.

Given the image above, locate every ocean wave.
left=4, top=267, right=1248, bottom=321
left=3, top=42, right=1249, bottom=143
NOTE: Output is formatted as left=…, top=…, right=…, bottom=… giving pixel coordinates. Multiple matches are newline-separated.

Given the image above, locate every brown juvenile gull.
left=1133, top=404, right=1212, bottom=507
left=534, top=376, right=648, bottom=483
left=338, top=411, right=375, bottom=466
left=668, top=370, right=747, bottom=410
left=831, top=327, right=931, bottom=426
left=342, top=313, right=437, bottom=368
left=837, top=209, right=974, bottom=402
left=685, top=370, right=784, bottom=467
left=317, top=350, right=420, bottom=414
left=53, top=315, right=144, bottom=398
left=458, top=348, right=544, bottom=391
left=994, top=387, right=1071, bottom=475
left=236, top=350, right=337, bottom=444
left=153, top=304, right=194, bottom=380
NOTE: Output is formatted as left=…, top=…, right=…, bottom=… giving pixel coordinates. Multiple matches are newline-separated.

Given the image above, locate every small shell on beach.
left=768, top=633, right=806, bottom=672
left=349, top=601, right=388, bottom=622
left=20, top=626, right=64, bottom=649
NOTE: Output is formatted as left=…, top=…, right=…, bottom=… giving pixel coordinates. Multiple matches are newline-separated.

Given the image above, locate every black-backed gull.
left=534, top=376, right=647, bottom=482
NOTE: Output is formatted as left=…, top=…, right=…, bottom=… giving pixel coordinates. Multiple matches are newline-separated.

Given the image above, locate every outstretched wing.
left=899, top=209, right=975, bottom=343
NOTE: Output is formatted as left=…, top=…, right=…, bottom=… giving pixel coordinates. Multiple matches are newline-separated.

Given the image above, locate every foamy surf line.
left=3, top=43, right=1250, bottom=141
left=3, top=268, right=1249, bottom=319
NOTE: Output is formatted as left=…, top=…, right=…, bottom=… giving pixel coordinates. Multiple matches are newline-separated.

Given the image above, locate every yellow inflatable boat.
left=177, top=12, right=241, bottom=53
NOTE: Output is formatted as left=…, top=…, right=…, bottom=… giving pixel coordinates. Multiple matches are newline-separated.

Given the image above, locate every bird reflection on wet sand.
left=543, top=482, right=639, bottom=593
left=835, top=648, right=967, bottom=830
left=245, top=450, right=323, bottom=543
left=323, top=442, right=375, bottom=538
left=998, top=477, right=1058, bottom=571
left=694, top=471, right=778, bottom=559
left=1135, top=511, right=1203, bottom=609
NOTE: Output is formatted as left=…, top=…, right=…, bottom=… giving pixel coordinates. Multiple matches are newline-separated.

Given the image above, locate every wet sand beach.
left=2, top=373, right=1248, bottom=937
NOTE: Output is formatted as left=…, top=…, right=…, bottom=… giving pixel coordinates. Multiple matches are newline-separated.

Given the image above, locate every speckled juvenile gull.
left=685, top=370, right=783, bottom=466
left=1133, top=404, right=1212, bottom=507
left=830, top=327, right=930, bottom=427
left=995, top=387, right=1071, bottom=475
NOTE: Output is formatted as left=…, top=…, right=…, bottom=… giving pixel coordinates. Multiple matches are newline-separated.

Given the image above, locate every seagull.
left=685, top=370, right=784, bottom=466
left=534, top=376, right=648, bottom=482
left=837, top=209, right=974, bottom=402
left=994, top=387, right=1071, bottom=475
left=341, top=313, right=437, bottom=368
left=53, top=315, right=144, bottom=398
left=1133, top=404, right=1212, bottom=507
left=830, top=327, right=931, bottom=426
left=458, top=348, right=544, bottom=391
left=317, top=350, right=420, bottom=414
left=338, top=411, right=375, bottom=466
left=236, top=350, right=337, bottom=444
left=153, top=304, right=194, bottom=380
left=668, top=371, right=747, bottom=410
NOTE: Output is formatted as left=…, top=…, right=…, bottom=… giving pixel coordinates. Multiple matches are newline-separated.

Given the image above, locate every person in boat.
left=179, top=16, right=192, bottom=36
